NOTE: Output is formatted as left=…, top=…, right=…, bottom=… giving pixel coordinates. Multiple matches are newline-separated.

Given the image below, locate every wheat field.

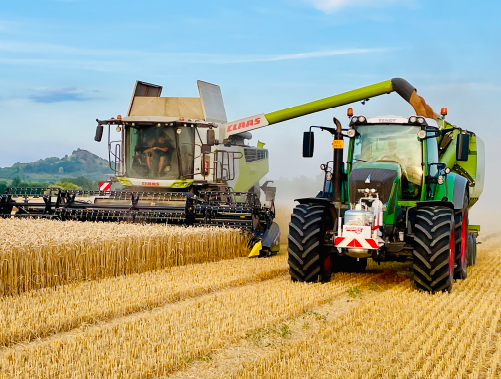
left=0, top=218, right=500, bottom=378
left=0, top=219, right=249, bottom=296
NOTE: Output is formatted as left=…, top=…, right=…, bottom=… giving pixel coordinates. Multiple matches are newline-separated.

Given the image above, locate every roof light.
left=179, top=117, right=185, bottom=121
left=347, top=108, right=353, bottom=117
left=358, top=116, right=366, bottom=123
left=409, top=116, right=417, bottom=123
left=351, top=116, right=358, bottom=124
left=417, top=117, right=425, bottom=124
left=117, top=115, right=122, bottom=119
left=441, top=108, right=448, bottom=116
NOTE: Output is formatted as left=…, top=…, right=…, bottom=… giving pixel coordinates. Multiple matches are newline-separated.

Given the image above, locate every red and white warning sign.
left=99, top=181, right=111, bottom=191
left=334, top=237, right=379, bottom=249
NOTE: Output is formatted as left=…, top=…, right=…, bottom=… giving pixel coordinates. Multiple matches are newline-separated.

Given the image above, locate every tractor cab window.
left=351, top=124, right=423, bottom=200
left=127, top=125, right=194, bottom=180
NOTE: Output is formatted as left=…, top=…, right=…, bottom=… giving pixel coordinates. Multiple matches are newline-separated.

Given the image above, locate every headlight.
left=444, top=167, right=451, bottom=174
left=347, top=129, right=356, bottom=138
left=417, top=130, right=427, bottom=139
left=176, top=128, right=182, bottom=134
left=320, top=163, right=326, bottom=170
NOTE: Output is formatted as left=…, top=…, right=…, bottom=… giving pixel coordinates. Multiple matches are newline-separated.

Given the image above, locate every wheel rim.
left=461, top=211, right=467, bottom=266
left=449, top=227, right=455, bottom=275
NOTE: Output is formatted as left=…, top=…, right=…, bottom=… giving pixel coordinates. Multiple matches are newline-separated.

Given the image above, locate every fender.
left=294, top=197, right=338, bottom=221
left=433, top=173, right=469, bottom=210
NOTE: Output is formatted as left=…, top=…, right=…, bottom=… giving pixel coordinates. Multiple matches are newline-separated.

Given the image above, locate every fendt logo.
left=226, top=117, right=261, bottom=133
left=141, top=182, right=160, bottom=186
left=345, top=226, right=363, bottom=235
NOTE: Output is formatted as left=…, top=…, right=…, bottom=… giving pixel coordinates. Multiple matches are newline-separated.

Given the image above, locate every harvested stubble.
left=0, top=254, right=287, bottom=347
left=0, top=219, right=249, bottom=296
left=228, top=241, right=501, bottom=379
left=0, top=270, right=380, bottom=378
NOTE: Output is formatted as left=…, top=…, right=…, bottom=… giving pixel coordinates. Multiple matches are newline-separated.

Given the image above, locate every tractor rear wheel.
left=288, top=204, right=333, bottom=283
left=454, top=192, right=469, bottom=279
left=413, top=206, right=455, bottom=293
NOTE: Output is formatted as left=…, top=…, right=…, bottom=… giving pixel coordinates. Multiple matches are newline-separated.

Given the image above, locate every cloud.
left=0, top=40, right=391, bottom=68
left=221, top=48, right=391, bottom=63
left=306, top=0, right=408, bottom=13
left=29, top=87, right=97, bottom=103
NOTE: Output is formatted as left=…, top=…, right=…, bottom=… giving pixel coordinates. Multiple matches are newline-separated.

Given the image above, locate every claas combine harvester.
left=0, top=78, right=484, bottom=282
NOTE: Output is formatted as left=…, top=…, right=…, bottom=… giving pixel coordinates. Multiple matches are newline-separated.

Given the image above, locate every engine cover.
left=349, top=165, right=400, bottom=204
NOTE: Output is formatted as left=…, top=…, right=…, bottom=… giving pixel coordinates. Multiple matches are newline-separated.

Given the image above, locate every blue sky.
left=0, top=0, right=499, bottom=219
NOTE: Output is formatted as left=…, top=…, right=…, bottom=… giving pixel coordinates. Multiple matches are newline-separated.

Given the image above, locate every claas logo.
left=226, top=117, right=261, bottom=132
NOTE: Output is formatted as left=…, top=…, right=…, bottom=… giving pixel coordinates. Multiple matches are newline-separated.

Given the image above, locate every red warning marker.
left=99, top=181, right=111, bottom=191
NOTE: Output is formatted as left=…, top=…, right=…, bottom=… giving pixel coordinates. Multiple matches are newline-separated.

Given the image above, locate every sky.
left=0, top=0, right=500, bottom=221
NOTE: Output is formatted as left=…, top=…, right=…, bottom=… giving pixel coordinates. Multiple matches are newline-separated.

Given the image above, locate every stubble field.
left=0, top=218, right=500, bottom=378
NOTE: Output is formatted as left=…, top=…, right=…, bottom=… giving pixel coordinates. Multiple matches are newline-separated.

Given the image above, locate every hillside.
left=0, top=149, right=113, bottom=182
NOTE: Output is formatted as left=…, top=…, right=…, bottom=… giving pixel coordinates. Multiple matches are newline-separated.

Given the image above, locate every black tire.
left=469, top=233, right=477, bottom=265
left=413, top=206, right=455, bottom=293
left=453, top=192, right=469, bottom=279
left=288, top=204, right=333, bottom=283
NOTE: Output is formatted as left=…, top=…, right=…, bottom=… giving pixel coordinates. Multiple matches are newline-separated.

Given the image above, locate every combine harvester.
left=0, top=79, right=484, bottom=280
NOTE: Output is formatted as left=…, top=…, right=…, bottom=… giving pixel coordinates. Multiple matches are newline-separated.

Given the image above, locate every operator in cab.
left=145, top=134, right=173, bottom=177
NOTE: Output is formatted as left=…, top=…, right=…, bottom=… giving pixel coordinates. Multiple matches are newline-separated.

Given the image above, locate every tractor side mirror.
left=207, top=129, right=215, bottom=146
left=303, top=131, right=314, bottom=158
left=95, top=125, right=104, bottom=142
left=456, top=133, right=470, bottom=162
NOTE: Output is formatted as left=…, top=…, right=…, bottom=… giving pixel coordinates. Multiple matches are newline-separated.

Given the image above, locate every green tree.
left=11, top=177, right=21, bottom=187
left=53, top=181, right=83, bottom=190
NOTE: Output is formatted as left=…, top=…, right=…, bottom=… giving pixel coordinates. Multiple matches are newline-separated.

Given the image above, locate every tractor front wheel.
left=288, top=204, right=333, bottom=283
left=413, top=206, right=455, bottom=293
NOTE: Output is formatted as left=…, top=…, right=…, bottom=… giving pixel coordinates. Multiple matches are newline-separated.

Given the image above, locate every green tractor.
left=287, top=79, right=484, bottom=292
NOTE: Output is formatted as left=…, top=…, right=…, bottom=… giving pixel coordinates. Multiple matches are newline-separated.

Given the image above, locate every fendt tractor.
left=286, top=79, right=484, bottom=293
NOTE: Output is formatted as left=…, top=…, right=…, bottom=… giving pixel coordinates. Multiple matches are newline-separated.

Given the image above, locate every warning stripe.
left=335, top=237, right=379, bottom=249
left=99, top=182, right=111, bottom=191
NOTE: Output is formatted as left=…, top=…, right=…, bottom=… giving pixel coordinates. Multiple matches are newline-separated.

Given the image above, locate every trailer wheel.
left=288, top=204, right=333, bottom=283
left=413, top=206, right=455, bottom=293
left=469, top=233, right=477, bottom=265
left=454, top=192, right=469, bottom=279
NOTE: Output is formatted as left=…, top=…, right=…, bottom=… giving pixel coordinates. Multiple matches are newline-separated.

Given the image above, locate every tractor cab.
left=347, top=115, right=433, bottom=204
